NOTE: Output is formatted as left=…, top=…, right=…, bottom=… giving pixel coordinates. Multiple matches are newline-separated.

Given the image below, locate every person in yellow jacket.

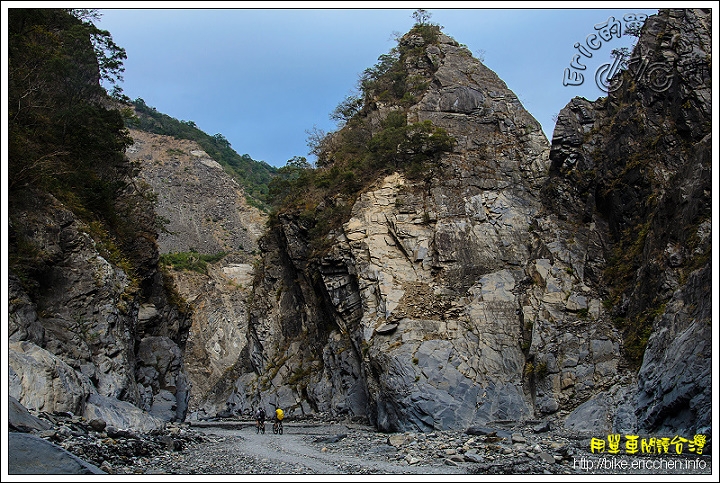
left=273, top=407, right=285, bottom=434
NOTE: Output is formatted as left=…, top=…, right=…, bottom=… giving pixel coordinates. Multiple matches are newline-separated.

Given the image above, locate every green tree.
left=213, top=133, right=231, bottom=148
left=330, top=93, right=364, bottom=127
left=8, top=8, right=132, bottom=204
left=8, top=8, right=157, bottom=286
left=286, top=155, right=312, bottom=170
left=268, top=156, right=313, bottom=205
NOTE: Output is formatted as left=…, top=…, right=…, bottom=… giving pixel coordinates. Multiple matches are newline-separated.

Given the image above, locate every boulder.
left=8, top=396, right=52, bottom=433
left=8, top=341, right=94, bottom=415
left=83, top=394, right=166, bottom=433
left=8, top=432, right=104, bottom=475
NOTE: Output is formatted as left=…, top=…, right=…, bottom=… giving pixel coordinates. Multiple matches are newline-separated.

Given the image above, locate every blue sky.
left=91, top=3, right=659, bottom=167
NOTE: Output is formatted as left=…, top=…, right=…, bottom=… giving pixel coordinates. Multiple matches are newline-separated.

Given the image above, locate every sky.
left=82, top=2, right=663, bottom=168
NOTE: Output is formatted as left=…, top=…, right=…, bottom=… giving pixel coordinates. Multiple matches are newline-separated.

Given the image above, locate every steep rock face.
left=126, top=129, right=266, bottom=255
left=224, top=29, right=628, bottom=432
left=171, top=262, right=257, bottom=415
left=126, top=129, right=267, bottom=415
left=547, top=8, right=711, bottom=435
left=13, top=9, right=708, bottom=440
left=221, top=9, right=710, bottom=437
left=8, top=190, right=189, bottom=429
left=226, top=216, right=349, bottom=418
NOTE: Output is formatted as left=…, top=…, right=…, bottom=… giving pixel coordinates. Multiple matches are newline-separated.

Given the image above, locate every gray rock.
left=8, top=432, right=105, bottom=474
left=511, top=433, right=527, bottom=444
left=314, top=434, right=347, bottom=444
left=84, top=394, right=165, bottom=433
left=465, top=426, right=496, bottom=436
left=463, top=450, right=483, bottom=463
left=88, top=418, right=107, bottom=432
left=538, top=452, right=555, bottom=464
left=533, top=421, right=551, bottom=433
left=564, top=392, right=611, bottom=434
left=8, top=396, right=52, bottom=433
left=635, top=265, right=712, bottom=434
left=136, top=336, right=189, bottom=421
left=8, top=341, right=94, bottom=415
left=375, top=323, right=398, bottom=335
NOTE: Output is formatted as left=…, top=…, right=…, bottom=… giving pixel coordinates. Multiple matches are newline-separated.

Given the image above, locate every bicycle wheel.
left=278, top=422, right=283, bottom=435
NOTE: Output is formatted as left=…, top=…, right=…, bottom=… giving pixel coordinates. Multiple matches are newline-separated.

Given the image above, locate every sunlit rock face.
left=227, top=28, right=622, bottom=431
left=229, top=9, right=710, bottom=435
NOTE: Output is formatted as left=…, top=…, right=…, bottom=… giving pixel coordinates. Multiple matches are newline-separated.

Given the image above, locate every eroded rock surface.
left=217, top=9, right=711, bottom=438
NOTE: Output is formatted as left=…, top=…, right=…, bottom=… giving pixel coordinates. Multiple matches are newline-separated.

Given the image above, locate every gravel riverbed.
left=21, top=413, right=713, bottom=477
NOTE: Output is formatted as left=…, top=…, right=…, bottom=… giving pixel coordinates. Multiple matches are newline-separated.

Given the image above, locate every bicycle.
left=256, top=419, right=265, bottom=434
left=272, top=419, right=283, bottom=435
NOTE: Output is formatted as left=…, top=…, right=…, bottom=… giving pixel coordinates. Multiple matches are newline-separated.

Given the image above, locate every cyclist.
left=273, top=407, right=284, bottom=434
left=255, top=407, right=266, bottom=434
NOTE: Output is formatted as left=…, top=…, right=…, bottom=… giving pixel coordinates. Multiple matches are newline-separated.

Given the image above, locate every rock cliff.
left=8, top=188, right=190, bottom=431
left=232, top=28, right=607, bottom=431
left=6, top=8, right=199, bottom=433
left=546, top=8, right=712, bottom=435
left=126, top=129, right=266, bottom=256
left=214, top=8, right=712, bottom=436
left=124, top=129, right=267, bottom=414
left=7, top=8, right=711, bottom=443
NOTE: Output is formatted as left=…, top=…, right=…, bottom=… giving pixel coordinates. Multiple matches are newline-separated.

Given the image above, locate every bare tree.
left=412, top=9, right=431, bottom=25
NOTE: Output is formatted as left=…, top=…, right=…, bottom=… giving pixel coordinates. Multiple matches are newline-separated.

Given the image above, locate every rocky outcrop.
left=635, top=264, right=712, bottom=434
left=622, top=9, right=711, bottom=436
left=7, top=125, right=267, bottom=426
left=221, top=29, right=616, bottom=431
left=8, top=186, right=191, bottom=431
left=546, top=8, right=711, bottom=435
left=125, top=129, right=267, bottom=415
left=216, top=9, right=711, bottom=438
left=172, top=262, right=257, bottom=415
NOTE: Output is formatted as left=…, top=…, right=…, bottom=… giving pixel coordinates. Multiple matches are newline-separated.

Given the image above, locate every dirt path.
left=163, top=421, right=468, bottom=475
left=233, top=423, right=349, bottom=473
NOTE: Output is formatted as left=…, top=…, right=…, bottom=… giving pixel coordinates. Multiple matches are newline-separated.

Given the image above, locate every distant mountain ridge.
left=129, top=98, right=279, bottom=211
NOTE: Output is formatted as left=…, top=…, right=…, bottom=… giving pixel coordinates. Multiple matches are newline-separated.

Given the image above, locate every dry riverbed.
left=15, top=413, right=712, bottom=477
left=105, top=419, right=712, bottom=477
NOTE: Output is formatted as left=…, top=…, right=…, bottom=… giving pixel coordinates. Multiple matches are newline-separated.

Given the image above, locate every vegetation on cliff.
left=268, top=15, right=456, bottom=254
left=159, top=250, right=227, bottom=274
left=8, top=8, right=154, bottom=290
left=128, top=99, right=278, bottom=212
left=8, top=9, right=130, bottom=208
